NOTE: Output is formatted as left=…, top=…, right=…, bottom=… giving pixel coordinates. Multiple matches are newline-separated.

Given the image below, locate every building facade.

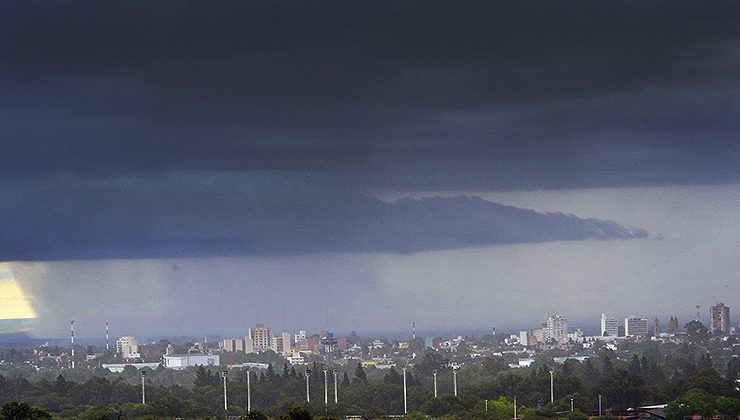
left=709, top=302, right=731, bottom=335
left=163, top=354, right=219, bottom=370
left=624, top=316, right=648, bottom=338
left=116, top=336, right=140, bottom=359
left=546, top=314, right=568, bottom=343
left=222, top=338, right=245, bottom=352
left=247, top=324, right=272, bottom=352
left=600, top=313, right=619, bottom=337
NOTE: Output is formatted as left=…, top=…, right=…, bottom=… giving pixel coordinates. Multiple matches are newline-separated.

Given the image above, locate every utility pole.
left=514, top=396, right=517, bottom=419
left=598, top=395, right=602, bottom=416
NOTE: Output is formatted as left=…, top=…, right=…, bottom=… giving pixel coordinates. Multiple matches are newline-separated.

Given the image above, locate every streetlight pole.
left=140, top=370, right=146, bottom=404
left=432, top=369, right=438, bottom=398
left=453, top=367, right=458, bottom=397
left=333, top=369, right=338, bottom=404
left=305, top=370, right=311, bottom=403
left=402, top=367, right=407, bottom=414
left=514, top=396, right=517, bottom=420
left=246, top=369, right=251, bottom=413
left=598, top=395, right=602, bottom=417
left=222, top=370, right=228, bottom=413
left=323, top=368, right=329, bottom=407
left=570, top=398, right=574, bottom=412
left=549, top=369, right=554, bottom=403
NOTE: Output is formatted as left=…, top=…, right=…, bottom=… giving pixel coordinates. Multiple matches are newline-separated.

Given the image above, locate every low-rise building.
left=163, top=353, right=220, bottom=370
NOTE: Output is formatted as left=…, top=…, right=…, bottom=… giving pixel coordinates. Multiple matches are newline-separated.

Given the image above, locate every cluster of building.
left=508, top=302, right=734, bottom=351
left=220, top=324, right=351, bottom=366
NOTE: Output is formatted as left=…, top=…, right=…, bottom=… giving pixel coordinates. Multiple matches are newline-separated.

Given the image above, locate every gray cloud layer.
left=1, top=1, right=738, bottom=190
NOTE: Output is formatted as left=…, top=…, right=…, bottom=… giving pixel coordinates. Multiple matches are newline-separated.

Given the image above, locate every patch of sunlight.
left=0, top=279, right=37, bottom=319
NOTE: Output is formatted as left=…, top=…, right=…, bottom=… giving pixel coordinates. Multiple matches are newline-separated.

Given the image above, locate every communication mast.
left=70, top=321, right=75, bottom=369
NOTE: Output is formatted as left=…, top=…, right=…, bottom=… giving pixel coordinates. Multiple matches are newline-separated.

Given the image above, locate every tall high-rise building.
left=709, top=302, right=731, bottom=335
left=270, top=331, right=293, bottom=356
left=624, top=316, right=648, bottom=338
left=546, top=314, right=568, bottom=343
left=600, top=313, right=619, bottom=337
left=246, top=324, right=272, bottom=353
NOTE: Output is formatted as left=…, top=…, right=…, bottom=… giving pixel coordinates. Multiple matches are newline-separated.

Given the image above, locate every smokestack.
left=70, top=320, right=75, bottom=369
left=105, top=322, right=109, bottom=352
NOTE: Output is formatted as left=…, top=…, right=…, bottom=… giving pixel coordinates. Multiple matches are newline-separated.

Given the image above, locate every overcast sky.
left=1, top=1, right=738, bottom=336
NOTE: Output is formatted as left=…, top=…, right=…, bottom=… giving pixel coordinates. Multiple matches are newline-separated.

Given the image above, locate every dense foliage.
left=0, top=338, right=738, bottom=419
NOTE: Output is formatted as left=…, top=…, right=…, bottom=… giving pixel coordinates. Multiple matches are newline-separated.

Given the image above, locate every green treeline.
left=0, top=340, right=738, bottom=419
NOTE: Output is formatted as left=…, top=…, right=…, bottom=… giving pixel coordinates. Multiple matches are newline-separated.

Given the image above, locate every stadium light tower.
left=305, top=369, right=311, bottom=402
left=453, top=366, right=459, bottom=397
left=333, top=369, right=338, bottom=404
left=140, top=370, right=146, bottom=404
left=402, top=367, right=408, bottom=414
left=222, top=370, right=228, bottom=412
left=245, top=368, right=251, bottom=413
left=432, top=369, right=438, bottom=398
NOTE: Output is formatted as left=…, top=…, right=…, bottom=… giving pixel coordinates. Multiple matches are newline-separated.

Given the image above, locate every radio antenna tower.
left=70, top=320, right=75, bottom=369
left=695, top=305, right=701, bottom=321
left=105, top=322, right=110, bottom=352
left=412, top=322, right=416, bottom=340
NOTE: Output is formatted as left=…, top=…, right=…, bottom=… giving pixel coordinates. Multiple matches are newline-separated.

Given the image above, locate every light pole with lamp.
left=432, top=369, right=438, bottom=398
left=323, top=367, right=329, bottom=406
left=453, top=366, right=459, bottom=397
left=549, top=369, right=554, bottom=403
left=570, top=398, right=574, bottom=412
left=514, top=395, right=517, bottom=420
left=140, top=370, right=146, bottom=404
left=333, top=369, right=338, bottom=404
left=305, top=369, right=311, bottom=403
left=598, top=395, right=602, bottom=416
left=221, top=370, right=228, bottom=413
left=245, top=368, right=251, bottom=413
left=402, top=367, right=408, bottom=414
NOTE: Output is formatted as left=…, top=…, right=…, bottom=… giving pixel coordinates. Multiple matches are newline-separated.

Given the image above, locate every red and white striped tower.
left=70, top=320, right=75, bottom=369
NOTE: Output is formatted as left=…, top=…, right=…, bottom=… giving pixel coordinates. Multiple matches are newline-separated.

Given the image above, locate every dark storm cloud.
left=0, top=1, right=737, bottom=261
left=0, top=0, right=738, bottom=188
left=0, top=174, right=646, bottom=261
